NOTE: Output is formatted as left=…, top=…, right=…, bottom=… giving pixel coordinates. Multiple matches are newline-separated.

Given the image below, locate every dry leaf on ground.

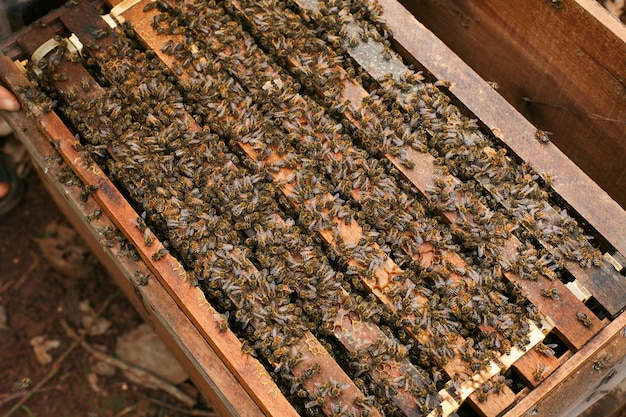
left=86, top=372, right=107, bottom=395
left=79, top=300, right=112, bottom=336
left=30, top=335, right=61, bottom=365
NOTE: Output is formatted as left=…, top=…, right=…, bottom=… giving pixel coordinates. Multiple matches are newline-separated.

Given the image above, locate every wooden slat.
left=398, top=0, right=626, bottom=210
left=376, top=0, right=626, bottom=261
left=466, top=375, right=518, bottom=417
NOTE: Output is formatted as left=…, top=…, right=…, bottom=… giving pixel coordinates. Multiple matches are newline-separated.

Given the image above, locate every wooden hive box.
left=0, top=1, right=624, bottom=416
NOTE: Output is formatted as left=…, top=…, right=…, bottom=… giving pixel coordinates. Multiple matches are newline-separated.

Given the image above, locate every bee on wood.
left=32, top=19, right=47, bottom=28
left=215, top=311, right=229, bottom=333
left=86, top=209, right=102, bottom=221
left=81, top=76, right=91, bottom=91
left=492, top=375, right=511, bottom=393
left=133, top=271, right=150, bottom=286
left=535, top=129, right=552, bottom=143
left=92, top=28, right=110, bottom=40
left=534, top=342, right=557, bottom=358
left=135, top=211, right=147, bottom=232
left=65, top=87, right=76, bottom=101
left=593, top=356, right=610, bottom=371
left=476, top=381, right=493, bottom=402
left=487, top=80, right=500, bottom=90
left=305, top=396, right=326, bottom=410
left=144, top=228, right=155, bottom=247
left=151, top=247, right=168, bottom=261
left=501, top=339, right=512, bottom=355
left=533, top=364, right=548, bottom=381
left=83, top=39, right=100, bottom=51
left=143, top=1, right=158, bottom=12
left=548, top=0, right=563, bottom=9
left=576, top=311, right=593, bottom=328
left=540, top=287, right=560, bottom=301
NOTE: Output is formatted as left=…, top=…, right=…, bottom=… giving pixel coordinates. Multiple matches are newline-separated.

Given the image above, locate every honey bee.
left=540, top=287, right=560, bottom=301
left=143, top=1, right=158, bottom=12
left=135, top=212, right=147, bottom=232
left=535, top=129, right=552, bottom=143
left=477, top=381, right=492, bottom=402
left=151, top=247, right=168, bottom=261
left=133, top=271, right=150, bottom=286
left=81, top=76, right=91, bottom=91
left=593, top=356, right=610, bottom=371
left=215, top=311, right=229, bottom=333
left=83, top=40, right=100, bottom=51
left=87, top=208, right=102, bottom=221
left=13, top=378, right=33, bottom=390
left=534, top=342, right=557, bottom=358
left=501, top=339, right=512, bottom=355
left=576, top=311, right=593, bottom=328
left=144, top=229, right=155, bottom=247
left=305, top=396, right=326, bottom=409
left=486, top=80, right=500, bottom=90
left=548, top=0, right=563, bottom=9
left=533, top=364, right=548, bottom=381
left=32, top=19, right=47, bottom=28
left=92, top=28, right=110, bottom=40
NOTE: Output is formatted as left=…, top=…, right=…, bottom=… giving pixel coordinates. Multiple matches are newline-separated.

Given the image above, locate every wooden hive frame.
left=0, top=0, right=624, bottom=416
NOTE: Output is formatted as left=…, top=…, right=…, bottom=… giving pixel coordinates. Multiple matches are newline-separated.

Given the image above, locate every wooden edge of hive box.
left=1, top=0, right=625, bottom=416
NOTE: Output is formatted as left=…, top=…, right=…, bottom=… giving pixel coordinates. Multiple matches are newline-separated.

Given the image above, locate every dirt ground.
left=0, top=160, right=216, bottom=417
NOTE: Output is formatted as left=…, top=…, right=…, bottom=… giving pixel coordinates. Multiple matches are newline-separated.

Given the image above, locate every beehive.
left=1, top=1, right=625, bottom=416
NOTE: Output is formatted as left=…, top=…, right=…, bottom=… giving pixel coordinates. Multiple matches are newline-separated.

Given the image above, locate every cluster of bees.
left=22, top=0, right=607, bottom=415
